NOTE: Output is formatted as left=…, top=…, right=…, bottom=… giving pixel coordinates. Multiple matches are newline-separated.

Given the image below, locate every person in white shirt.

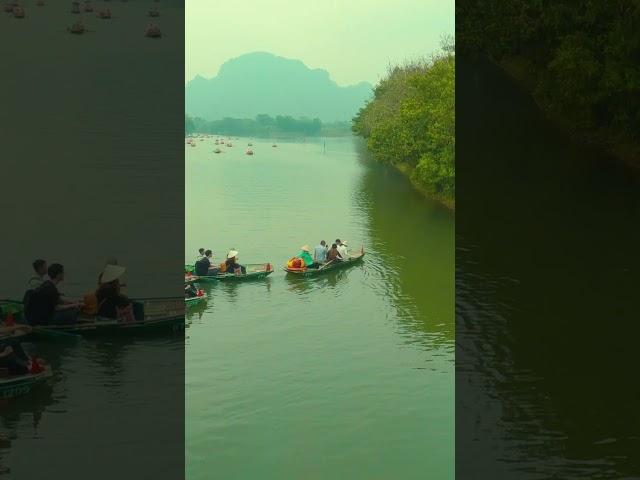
left=28, top=259, right=49, bottom=289
left=336, top=240, right=349, bottom=261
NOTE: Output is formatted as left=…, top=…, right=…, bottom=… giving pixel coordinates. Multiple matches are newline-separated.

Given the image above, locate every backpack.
left=82, top=292, right=99, bottom=316
left=22, top=288, right=36, bottom=325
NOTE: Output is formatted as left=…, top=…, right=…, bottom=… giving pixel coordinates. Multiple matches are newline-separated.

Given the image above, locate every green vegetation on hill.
left=352, top=39, right=455, bottom=206
left=457, top=1, right=640, bottom=163
left=185, top=114, right=351, bottom=138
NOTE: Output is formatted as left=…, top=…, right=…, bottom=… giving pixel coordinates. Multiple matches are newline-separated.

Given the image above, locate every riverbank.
left=496, top=55, right=640, bottom=170
left=392, top=162, right=455, bottom=210
left=352, top=41, right=455, bottom=210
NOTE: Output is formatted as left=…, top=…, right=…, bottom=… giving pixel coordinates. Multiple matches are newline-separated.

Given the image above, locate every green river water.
left=185, top=136, right=454, bottom=479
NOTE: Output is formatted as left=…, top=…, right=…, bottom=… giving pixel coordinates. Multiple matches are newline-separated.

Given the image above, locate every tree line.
left=185, top=114, right=351, bottom=138
left=457, top=1, right=640, bottom=158
left=352, top=37, right=455, bottom=206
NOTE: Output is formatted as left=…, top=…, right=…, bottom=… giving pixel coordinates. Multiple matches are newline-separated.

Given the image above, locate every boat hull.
left=185, top=263, right=273, bottom=282
left=284, top=253, right=365, bottom=277
left=0, top=367, right=53, bottom=399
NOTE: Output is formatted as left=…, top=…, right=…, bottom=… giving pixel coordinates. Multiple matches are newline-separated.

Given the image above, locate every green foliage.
left=184, top=114, right=350, bottom=138
left=457, top=0, right=640, bottom=140
left=353, top=43, right=455, bottom=202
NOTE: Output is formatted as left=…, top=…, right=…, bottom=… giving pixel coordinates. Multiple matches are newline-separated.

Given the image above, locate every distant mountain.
left=185, top=52, right=373, bottom=122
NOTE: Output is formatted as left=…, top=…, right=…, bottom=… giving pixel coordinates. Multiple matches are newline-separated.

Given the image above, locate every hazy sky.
left=186, top=0, right=454, bottom=86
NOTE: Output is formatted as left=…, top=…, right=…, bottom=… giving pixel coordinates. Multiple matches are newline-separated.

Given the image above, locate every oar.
left=319, top=259, right=337, bottom=270
left=34, top=328, right=82, bottom=339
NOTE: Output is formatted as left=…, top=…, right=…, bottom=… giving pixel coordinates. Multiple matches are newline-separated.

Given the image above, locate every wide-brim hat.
left=342, top=240, right=348, bottom=246
left=301, top=245, right=310, bottom=252
left=227, top=250, right=239, bottom=259
left=101, top=264, right=126, bottom=283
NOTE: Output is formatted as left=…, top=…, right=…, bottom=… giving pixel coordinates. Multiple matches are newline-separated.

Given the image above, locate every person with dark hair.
left=314, top=240, right=328, bottom=265
left=196, top=248, right=205, bottom=262
left=195, top=250, right=219, bottom=276
left=28, top=259, right=48, bottom=288
left=27, top=263, right=82, bottom=325
left=326, top=243, right=341, bottom=262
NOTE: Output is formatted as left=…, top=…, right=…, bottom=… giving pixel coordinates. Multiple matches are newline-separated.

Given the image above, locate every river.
left=1, top=2, right=184, bottom=477
left=185, top=136, right=455, bottom=479
left=456, top=58, right=640, bottom=478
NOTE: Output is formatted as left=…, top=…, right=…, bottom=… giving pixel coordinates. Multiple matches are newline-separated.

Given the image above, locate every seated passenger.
left=26, top=263, right=82, bottom=325
left=195, top=250, right=218, bottom=276
left=297, top=245, right=317, bottom=268
left=225, top=250, right=246, bottom=275
left=96, top=265, right=132, bottom=320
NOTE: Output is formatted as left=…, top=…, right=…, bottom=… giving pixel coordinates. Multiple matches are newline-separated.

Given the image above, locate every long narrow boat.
left=284, top=252, right=365, bottom=277
left=0, top=367, right=53, bottom=399
left=4, top=298, right=184, bottom=335
left=185, top=294, right=207, bottom=307
left=185, top=263, right=274, bottom=282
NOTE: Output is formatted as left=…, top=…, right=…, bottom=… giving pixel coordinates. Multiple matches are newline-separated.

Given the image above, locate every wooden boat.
left=185, top=263, right=274, bottom=282
left=148, top=8, right=159, bottom=17
left=246, top=149, right=254, bottom=155
left=145, top=25, right=161, bottom=38
left=12, top=6, right=25, bottom=17
left=5, top=298, right=184, bottom=335
left=214, top=148, right=222, bottom=153
left=0, top=367, right=53, bottom=399
left=185, top=293, right=206, bottom=307
left=68, top=21, right=85, bottom=34
left=97, top=8, right=111, bottom=19
left=284, top=251, right=365, bottom=277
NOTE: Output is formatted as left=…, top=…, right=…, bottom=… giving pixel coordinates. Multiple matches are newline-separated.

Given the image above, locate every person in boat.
left=195, top=250, right=218, bottom=276
left=185, top=283, right=198, bottom=298
left=225, top=250, right=246, bottom=274
left=337, top=240, right=350, bottom=261
left=297, top=245, right=318, bottom=268
left=28, top=258, right=48, bottom=289
left=0, top=325, right=33, bottom=376
left=326, top=243, right=342, bottom=263
left=196, top=248, right=205, bottom=262
left=98, top=256, right=122, bottom=285
left=313, top=241, right=328, bottom=266
left=95, top=264, right=132, bottom=319
left=26, top=263, right=83, bottom=325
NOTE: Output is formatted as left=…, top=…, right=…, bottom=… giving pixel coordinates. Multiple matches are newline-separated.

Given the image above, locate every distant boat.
left=272, top=143, right=277, bottom=148
left=214, top=148, right=222, bottom=154
left=145, top=24, right=162, bottom=38
left=84, top=1, right=92, bottom=12
left=97, top=8, right=111, bottom=18
left=68, top=21, right=85, bottom=34
left=12, top=5, right=25, bottom=17
left=247, top=142, right=253, bottom=146
left=148, top=8, right=159, bottom=17
left=226, top=142, right=232, bottom=147
left=71, top=1, right=80, bottom=13
left=246, top=149, right=254, bottom=156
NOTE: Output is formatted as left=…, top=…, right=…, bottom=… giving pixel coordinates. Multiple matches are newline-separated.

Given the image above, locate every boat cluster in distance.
left=185, top=134, right=279, bottom=156
left=4, top=0, right=163, bottom=37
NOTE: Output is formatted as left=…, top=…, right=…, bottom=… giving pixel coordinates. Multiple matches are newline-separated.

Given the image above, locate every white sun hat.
left=101, top=264, right=126, bottom=283
left=301, top=245, right=310, bottom=252
left=342, top=240, right=348, bottom=246
left=227, top=250, right=239, bottom=259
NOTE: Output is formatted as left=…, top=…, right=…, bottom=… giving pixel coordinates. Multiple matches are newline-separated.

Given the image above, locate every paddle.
left=34, top=328, right=82, bottom=340
left=319, top=259, right=337, bottom=270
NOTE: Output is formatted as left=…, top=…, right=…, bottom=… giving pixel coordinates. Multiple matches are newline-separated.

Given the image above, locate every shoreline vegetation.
left=458, top=1, right=640, bottom=169
left=351, top=37, right=455, bottom=209
left=185, top=114, right=352, bottom=139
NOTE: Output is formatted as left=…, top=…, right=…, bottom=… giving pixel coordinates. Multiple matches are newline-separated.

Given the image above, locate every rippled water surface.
left=186, top=136, right=454, bottom=479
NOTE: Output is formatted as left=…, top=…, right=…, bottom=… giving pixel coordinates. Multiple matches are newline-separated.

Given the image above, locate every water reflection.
left=457, top=57, right=640, bottom=478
